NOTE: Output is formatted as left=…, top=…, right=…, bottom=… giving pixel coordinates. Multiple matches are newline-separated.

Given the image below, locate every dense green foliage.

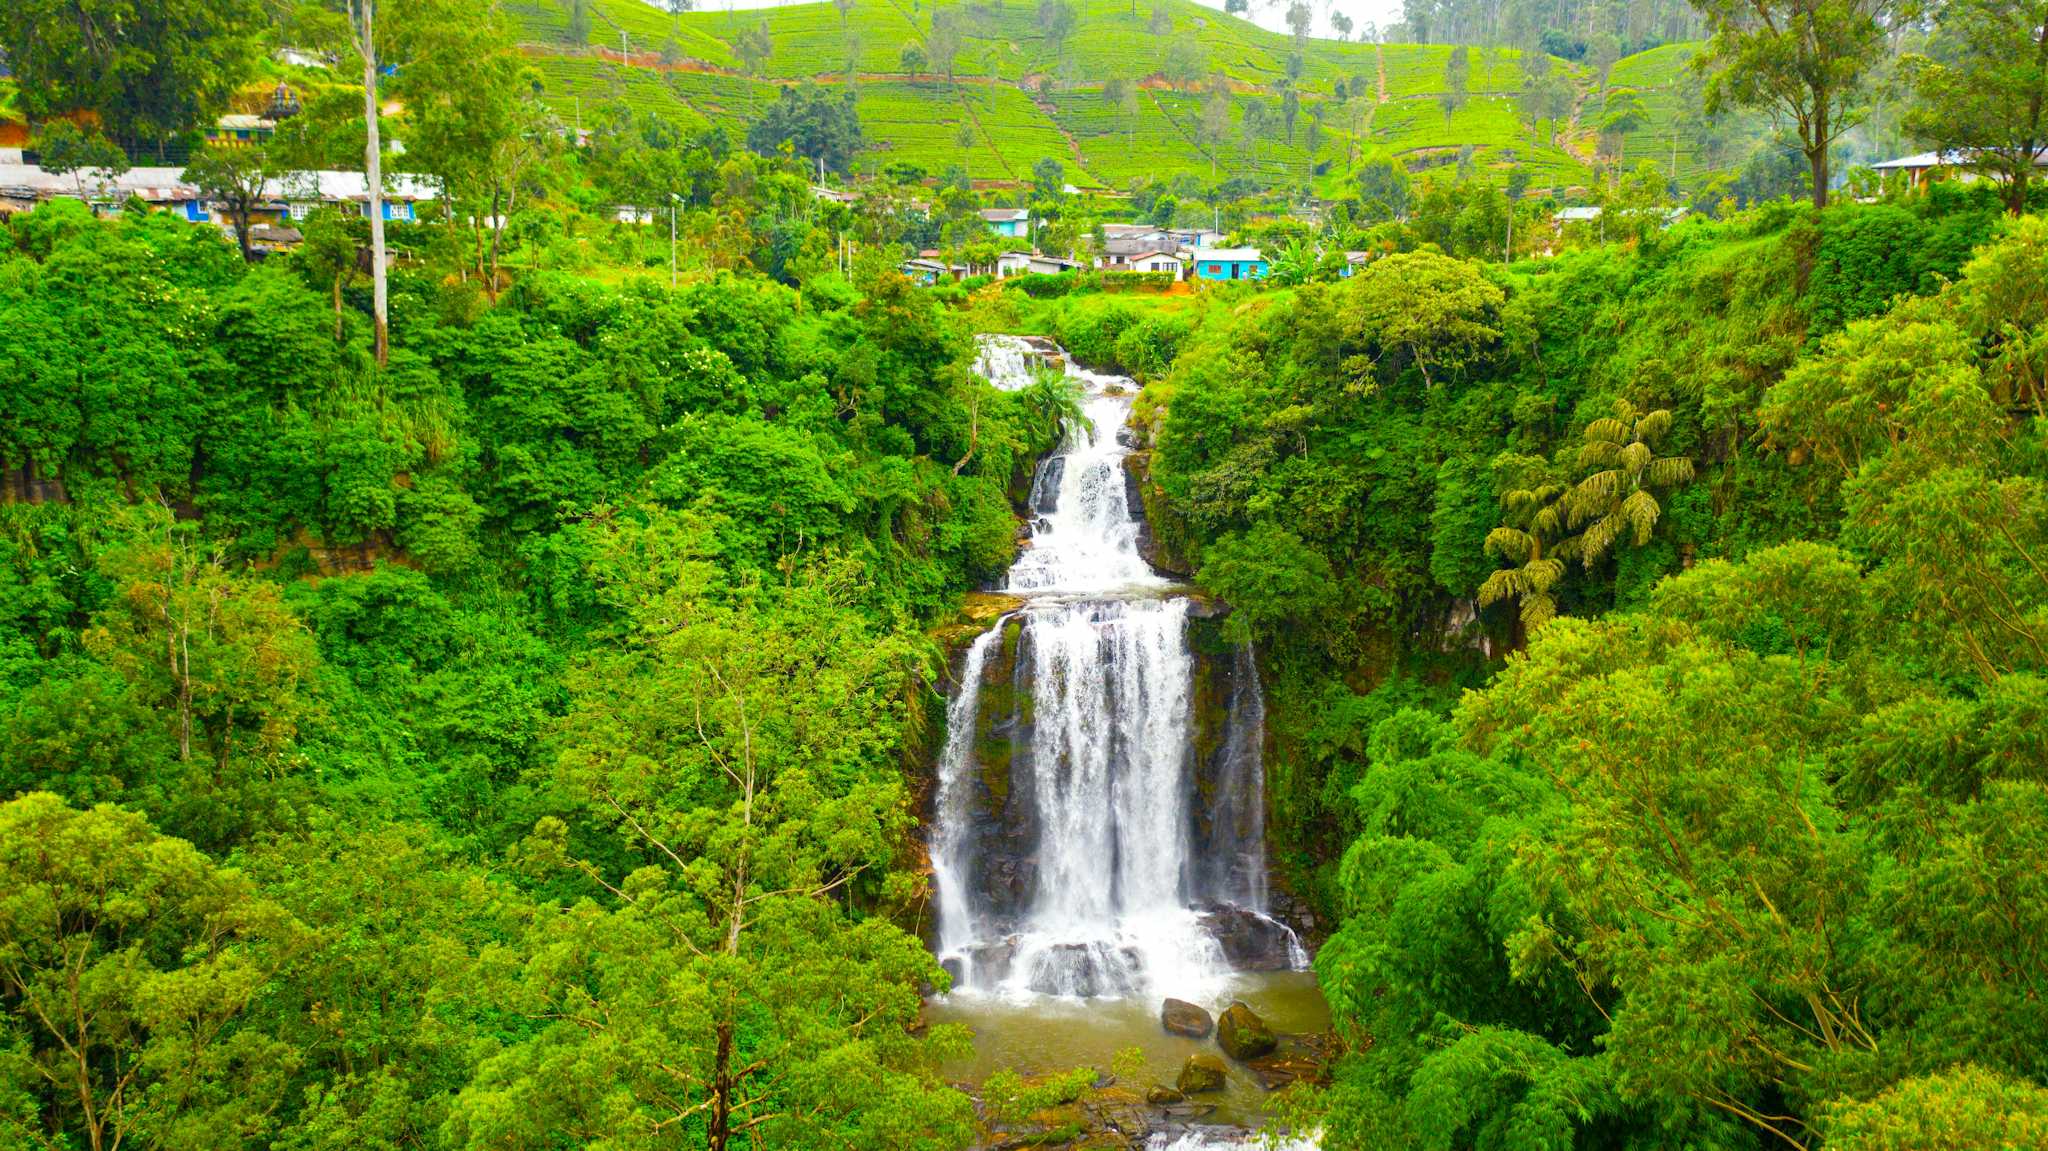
left=1137, top=184, right=2048, bottom=1148
left=5, top=0, right=2047, bottom=1144
left=0, top=200, right=1062, bottom=1150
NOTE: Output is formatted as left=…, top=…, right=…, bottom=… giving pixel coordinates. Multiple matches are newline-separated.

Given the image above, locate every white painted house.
left=1124, top=251, right=1184, bottom=280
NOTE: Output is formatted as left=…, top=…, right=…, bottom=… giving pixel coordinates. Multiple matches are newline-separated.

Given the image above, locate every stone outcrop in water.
left=1161, top=998, right=1214, bottom=1038
left=1176, top=1054, right=1229, bottom=1095
left=1216, top=1002, right=1278, bottom=1062
left=1146, top=1084, right=1186, bottom=1105
left=1196, top=905, right=1307, bottom=972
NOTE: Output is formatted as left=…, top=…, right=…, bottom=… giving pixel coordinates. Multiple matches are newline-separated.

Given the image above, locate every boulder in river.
left=1176, top=1053, right=1229, bottom=1095
left=1216, top=1001, right=1278, bottom=1062
left=1161, top=997, right=1214, bottom=1038
left=1146, top=1084, right=1186, bottom=1105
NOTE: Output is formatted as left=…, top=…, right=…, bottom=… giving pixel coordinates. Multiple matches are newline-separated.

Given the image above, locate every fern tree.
left=1478, top=480, right=1575, bottom=629
left=1565, top=401, right=1694, bottom=566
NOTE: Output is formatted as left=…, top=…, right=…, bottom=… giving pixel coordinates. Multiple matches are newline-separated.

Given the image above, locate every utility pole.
left=670, top=192, right=681, bottom=287
left=622, top=31, right=630, bottom=64
left=347, top=0, right=388, bottom=365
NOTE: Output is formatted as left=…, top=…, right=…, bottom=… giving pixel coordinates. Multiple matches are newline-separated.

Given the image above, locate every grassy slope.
left=507, top=0, right=1702, bottom=192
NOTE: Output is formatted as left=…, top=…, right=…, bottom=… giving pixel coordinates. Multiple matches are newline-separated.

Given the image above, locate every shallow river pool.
left=928, top=970, right=1330, bottom=1129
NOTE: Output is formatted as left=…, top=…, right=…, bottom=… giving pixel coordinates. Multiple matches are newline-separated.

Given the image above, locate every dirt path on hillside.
left=1144, top=87, right=1222, bottom=179
left=1560, top=81, right=1599, bottom=164
left=1024, top=82, right=1110, bottom=188
left=1375, top=43, right=1387, bottom=103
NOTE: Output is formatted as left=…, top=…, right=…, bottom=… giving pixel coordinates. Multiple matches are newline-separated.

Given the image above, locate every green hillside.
left=507, top=0, right=1711, bottom=192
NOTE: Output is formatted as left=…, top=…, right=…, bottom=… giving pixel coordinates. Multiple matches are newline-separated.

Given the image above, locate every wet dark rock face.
left=1029, top=457, right=1064, bottom=516
left=1196, top=905, right=1302, bottom=972
left=941, top=615, right=1040, bottom=935
left=1119, top=452, right=1163, bottom=574
left=1186, top=634, right=1266, bottom=908
left=1025, top=942, right=1144, bottom=998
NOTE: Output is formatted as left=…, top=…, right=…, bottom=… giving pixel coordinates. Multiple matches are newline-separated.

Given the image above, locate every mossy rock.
left=1216, top=1001, right=1277, bottom=1062
left=932, top=592, right=1025, bottom=652
left=978, top=735, right=1013, bottom=806
left=1176, top=1053, right=1229, bottom=1095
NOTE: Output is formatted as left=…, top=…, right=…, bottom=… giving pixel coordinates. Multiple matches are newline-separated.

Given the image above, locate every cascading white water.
left=1004, top=377, right=1163, bottom=595
left=933, top=336, right=1303, bottom=1004
left=930, top=623, right=1006, bottom=990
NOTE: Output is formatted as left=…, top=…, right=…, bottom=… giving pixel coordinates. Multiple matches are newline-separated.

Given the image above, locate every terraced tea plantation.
left=507, top=0, right=1731, bottom=192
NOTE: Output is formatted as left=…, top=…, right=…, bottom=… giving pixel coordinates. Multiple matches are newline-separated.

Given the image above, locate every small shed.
left=1025, top=253, right=1083, bottom=275
left=900, top=257, right=951, bottom=286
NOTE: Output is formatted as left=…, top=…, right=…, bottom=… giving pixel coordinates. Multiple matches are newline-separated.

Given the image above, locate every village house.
left=899, top=255, right=970, bottom=285
left=202, top=83, right=305, bottom=149
left=1122, top=250, right=1184, bottom=280
left=979, top=207, right=1030, bottom=238
left=1095, top=232, right=1168, bottom=270
left=898, top=257, right=951, bottom=285
left=1190, top=247, right=1267, bottom=282
left=1164, top=226, right=1227, bottom=251
left=1870, top=148, right=2048, bottom=190
left=0, top=163, right=438, bottom=237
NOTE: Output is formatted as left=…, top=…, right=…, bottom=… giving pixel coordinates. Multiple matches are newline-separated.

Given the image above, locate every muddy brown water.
left=928, top=970, right=1331, bottom=1129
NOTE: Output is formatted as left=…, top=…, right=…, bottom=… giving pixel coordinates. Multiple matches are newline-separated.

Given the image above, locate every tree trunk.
left=487, top=186, right=503, bottom=303
left=360, top=0, right=390, bottom=366
left=708, top=1019, right=734, bottom=1151
left=1807, top=101, right=1829, bottom=209
left=234, top=205, right=253, bottom=262
left=333, top=276, right=344, bottom=341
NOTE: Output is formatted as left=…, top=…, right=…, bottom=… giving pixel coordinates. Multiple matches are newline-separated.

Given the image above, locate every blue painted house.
left=1191, top=247, right=1267, bottom=281
left=979, top=207, right=1031, bottom=238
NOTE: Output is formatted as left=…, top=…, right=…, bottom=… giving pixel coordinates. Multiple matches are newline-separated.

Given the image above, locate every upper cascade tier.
left=976, top=335, right=1164, bottom=597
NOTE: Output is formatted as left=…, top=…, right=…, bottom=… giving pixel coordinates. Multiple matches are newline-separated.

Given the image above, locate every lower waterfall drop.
left=932, top=336, right=1305, bottom=1005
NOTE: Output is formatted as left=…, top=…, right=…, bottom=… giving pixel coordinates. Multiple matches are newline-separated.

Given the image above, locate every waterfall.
left=930, top=621, right=1008, bottom=990
left=933, top=336, right=1304, bottom=1002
